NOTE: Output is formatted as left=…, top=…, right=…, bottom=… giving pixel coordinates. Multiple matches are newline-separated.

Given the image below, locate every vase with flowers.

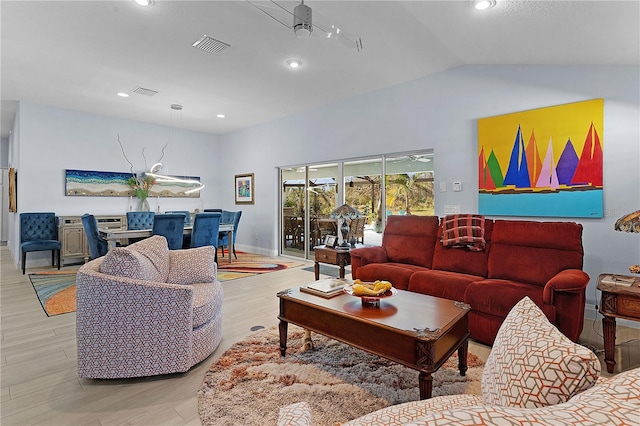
left=128, top=175, right=156, bottom=212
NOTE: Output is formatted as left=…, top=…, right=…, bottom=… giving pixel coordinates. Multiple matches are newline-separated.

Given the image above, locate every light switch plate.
left=439, top=182, right=447, bottom=192
left=444, top=205, right=461, bottom=214
left=452, top=181, right=462, bottom=192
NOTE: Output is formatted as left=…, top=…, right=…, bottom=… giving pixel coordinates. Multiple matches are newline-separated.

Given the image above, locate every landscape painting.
left=478, top=99, right=604, bottom=218
left=65, top=169, right=131, bottom=197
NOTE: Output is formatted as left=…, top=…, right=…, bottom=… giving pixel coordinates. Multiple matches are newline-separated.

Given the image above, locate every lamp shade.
left=615, top=210, right=640, bottom=233
left=330, top=204, right=361, bottom=220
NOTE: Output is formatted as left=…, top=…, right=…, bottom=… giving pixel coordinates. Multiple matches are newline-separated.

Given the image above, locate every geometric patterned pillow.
left=482, top=296, right=601, bottom=408
left=100, top=235, right=170, bottom=283
left=166, top=246, right=217, bottom=285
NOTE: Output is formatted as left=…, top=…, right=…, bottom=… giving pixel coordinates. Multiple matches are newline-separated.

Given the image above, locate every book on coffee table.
left=301, top=278, right=349, bottom=298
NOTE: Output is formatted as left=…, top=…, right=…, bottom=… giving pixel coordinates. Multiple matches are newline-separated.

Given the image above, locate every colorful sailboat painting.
left=477, top=99, right=604, bottom=218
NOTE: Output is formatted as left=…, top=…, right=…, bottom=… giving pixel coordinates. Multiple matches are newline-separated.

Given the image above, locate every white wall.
left=219, top=64, right=640, bottom=307
left=11, top=65, right=639, bottom=309
left=10, top=102, right=220, bottom=267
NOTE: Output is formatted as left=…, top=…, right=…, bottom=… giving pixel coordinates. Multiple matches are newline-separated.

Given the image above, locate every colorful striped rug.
left=28, top=270, right=77, bottom=316
left=28, top=252, right=304, bottom=316
left=217, top=252, right=304, bottom=282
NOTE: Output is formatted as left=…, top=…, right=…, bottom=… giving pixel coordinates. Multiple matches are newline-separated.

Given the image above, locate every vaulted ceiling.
left=2, top=1, right=638, bottom=139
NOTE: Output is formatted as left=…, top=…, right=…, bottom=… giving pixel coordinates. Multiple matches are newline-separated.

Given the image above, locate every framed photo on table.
left=324, top=235, right=337, bottom=248
left=235, top=173, right=254, bottom=205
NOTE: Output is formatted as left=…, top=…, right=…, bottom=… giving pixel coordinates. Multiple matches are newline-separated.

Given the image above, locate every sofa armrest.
left=350, top=246, right=388, bottom=279
left=167, top=246, right=217, bottom=285
left=342, top=395, right=484, bottom=426
left=278, top=402, right=313, bottom=426
left=542, top=269, right=590, bottom=305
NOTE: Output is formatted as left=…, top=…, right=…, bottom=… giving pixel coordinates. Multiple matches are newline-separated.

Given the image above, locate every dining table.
left=98, top=222, right=235, bottom=263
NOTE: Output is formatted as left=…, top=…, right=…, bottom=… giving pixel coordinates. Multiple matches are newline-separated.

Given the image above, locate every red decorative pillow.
left=441, top=214, right=486, bottom=251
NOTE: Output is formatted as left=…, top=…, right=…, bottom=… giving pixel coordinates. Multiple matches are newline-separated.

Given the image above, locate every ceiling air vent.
left=192, top=35, right=231, bottom=55
left=132, top=87, right=158, bottom=97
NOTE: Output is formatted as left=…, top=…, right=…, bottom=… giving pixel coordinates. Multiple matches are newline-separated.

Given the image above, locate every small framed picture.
left=235, top=173, right=254, bottom=205
left=324, top=235, right=337, bottom=248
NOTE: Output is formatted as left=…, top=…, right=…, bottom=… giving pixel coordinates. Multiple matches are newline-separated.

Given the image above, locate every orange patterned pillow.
left=482, top=296, right=600, bottom=408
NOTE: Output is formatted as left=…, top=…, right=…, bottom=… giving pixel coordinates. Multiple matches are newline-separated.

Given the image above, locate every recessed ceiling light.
left=117, top=92, right=129, bottom=97
left=135, top=0, right=154, bottom=6
left=286, top=59, right=302, bottom=69
left=216, top=114, right=226, bottom=118
left=474, top=0, right=496, bottom=10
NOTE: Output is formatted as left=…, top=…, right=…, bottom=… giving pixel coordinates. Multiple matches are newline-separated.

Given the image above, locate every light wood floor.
left=1, top=246, right=638, bottom=425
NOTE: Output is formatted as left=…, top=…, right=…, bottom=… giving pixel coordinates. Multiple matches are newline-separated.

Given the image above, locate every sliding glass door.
left=280, top=150, right=433, bottom=259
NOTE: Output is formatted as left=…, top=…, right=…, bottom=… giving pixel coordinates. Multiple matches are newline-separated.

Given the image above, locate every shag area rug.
left=29, top=271, right=77, bottom=316
left=198, top=325, right=484, bottom=426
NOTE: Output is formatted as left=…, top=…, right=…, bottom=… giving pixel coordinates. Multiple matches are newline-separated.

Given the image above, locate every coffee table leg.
left=339, top=262, right=345, bottom=278
left=314, top=261, right=320, bottom=280
left=418, top=372, right=433, bottom=400
left=279, top=320, right=288, bottom=356
left=458, top=339, right=468, bottom=376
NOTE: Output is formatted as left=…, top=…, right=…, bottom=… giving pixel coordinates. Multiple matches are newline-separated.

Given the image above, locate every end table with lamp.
left=598, top=210, right=640, bottom=373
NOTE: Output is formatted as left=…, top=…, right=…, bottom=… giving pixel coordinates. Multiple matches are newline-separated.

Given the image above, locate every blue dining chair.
left=218, top=210, right=242, bottom=260
left=165, top=210, right=192, bottom=248
left=81, top=213, right=108, bottom=260
left=190, top=212, right=221, bottom=262
left=152, top=214, right=185, bottom=250
left=126, top=211, right=156, bottom=230
left=20, top=212, right=61, bottom=275
left=126, top=211, right=155, bottom=244
left=165, top=210, right=191, bottom=226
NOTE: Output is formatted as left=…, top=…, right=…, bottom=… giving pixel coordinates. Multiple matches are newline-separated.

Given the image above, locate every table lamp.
left=614, top=209, right=640, bottom=273
left=330, top=204, right=361, bottom=248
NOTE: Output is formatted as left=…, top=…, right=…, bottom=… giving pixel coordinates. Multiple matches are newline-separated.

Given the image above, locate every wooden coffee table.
left=277, top=286, right=471, bottom=399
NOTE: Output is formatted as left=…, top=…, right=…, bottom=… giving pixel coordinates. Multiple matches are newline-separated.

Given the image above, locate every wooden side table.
left=597, top=273, right=640, bottom=373
left=314, top=246, right=351, bottom=280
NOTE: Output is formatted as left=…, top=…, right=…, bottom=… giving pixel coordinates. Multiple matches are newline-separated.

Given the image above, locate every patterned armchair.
left=279, top=298, right=640, bottom=426
left=76, top=235, right=223, bottom=379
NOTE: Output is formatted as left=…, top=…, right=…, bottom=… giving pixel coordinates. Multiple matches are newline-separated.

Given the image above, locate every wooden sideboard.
left=58, top=215, right=125, bottom=265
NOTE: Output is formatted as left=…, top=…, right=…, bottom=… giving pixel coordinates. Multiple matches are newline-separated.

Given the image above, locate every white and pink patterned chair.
left=76, top=235, right=223, bottom=379
left=279, top=297, right=640, bottom=425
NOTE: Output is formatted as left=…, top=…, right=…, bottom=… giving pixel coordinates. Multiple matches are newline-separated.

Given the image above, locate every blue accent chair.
left=126, top=211, right=155, bottom=244
left=20, top=212, right=61, bottom=275
left=152, top=214, right=185, bottom=250
left=81, top=213, right=108, bottom=260
left=218, top=210, right=242, bottom=260
left=190, top=212, right=221, bottom=262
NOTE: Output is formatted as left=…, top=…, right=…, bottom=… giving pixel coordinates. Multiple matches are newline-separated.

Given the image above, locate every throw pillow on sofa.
left=482, top=296, right=600, bottom=408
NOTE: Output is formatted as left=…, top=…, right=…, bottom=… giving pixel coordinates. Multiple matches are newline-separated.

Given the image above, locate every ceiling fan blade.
left=246, top=0, right=293, bottom=30
left=307, top=8, right=363, bottom=51
left=248, top=0, right=363, bottom=51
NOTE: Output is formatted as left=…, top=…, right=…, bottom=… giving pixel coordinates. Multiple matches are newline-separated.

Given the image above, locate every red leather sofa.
left=350, top=215, right=589, bottom=345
